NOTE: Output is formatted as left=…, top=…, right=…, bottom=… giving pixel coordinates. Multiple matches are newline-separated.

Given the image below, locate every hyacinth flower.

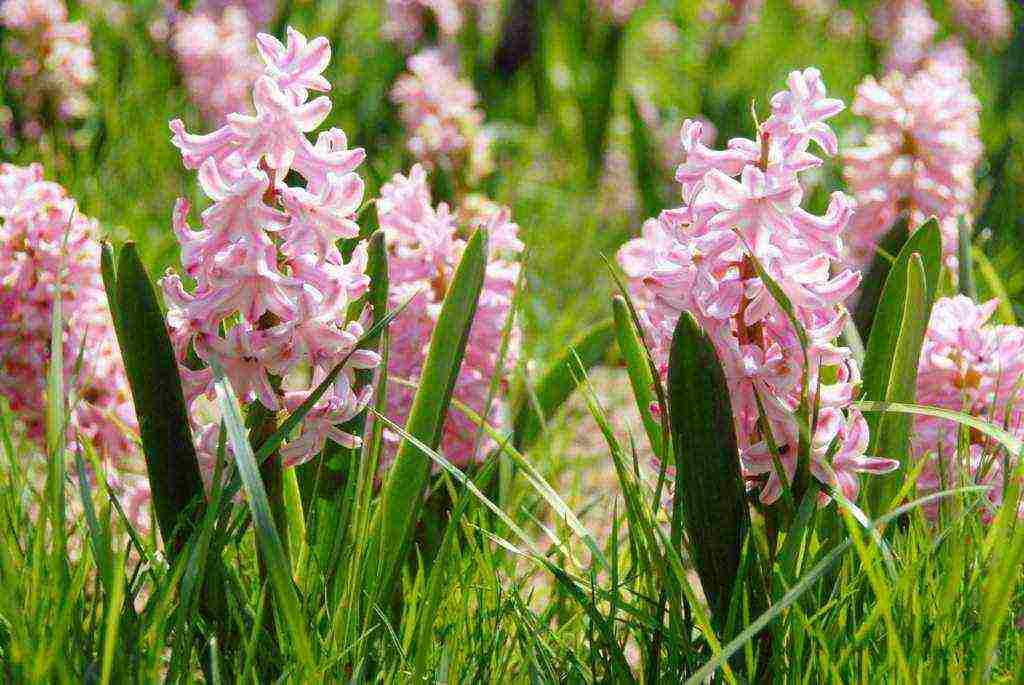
left=0, top=0, right=96, bottom=138
left=843, top=34, right=982, bottom=271
left=377, top=163, right=522, bottom=468
left=618, top=67, right=897, bottom=505
left=949, top=0, right=1013, bottom=46
left=0, top=162, right=148, bottom=530
left=170, top=5, right=264, bottom=124
left=163, top=26, right=380, bottom=483
left=913, top=296, right=1024, bottom=522
left=391, top=48, right=494, bottom=186
left=382, top=0, right=499, bottom=49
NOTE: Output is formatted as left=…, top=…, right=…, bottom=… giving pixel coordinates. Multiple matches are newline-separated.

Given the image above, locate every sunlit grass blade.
left=612, top=295, right=662, bottom=456
left=684, top=486, right=987, bottom=685
left=511, top=318, right=615, bottom=450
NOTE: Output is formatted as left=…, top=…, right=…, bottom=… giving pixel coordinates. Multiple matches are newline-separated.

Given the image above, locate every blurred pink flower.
left=383, top=0, right=499, bottom=48
left=592, top=0, right=645, bottom=25
left=619, top=68, right=895, bottom=504
left=1, top=0, right=96, bottom=135
left=163, top=27, right=379, bottom=473
left=0, top=162, right=146, bottom=529
left=842, top=45, right=981, bottom=270
left=377, top=164, right=523, bottom=468
left=391, top=48, right=493, bottom=182
left=914, top=296, right=1024, bottom=521
left=171, top=6, right=264, bottom=124
left=949, top=0, right=1013, bottom=45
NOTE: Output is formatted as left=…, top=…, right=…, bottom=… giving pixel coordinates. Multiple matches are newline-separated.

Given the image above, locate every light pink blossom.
left=391, top=48, right=493, bottom=182
left=914, top=296, right=1024, bottom=521
left=163, top=27, right=380, bottom=476
left=170, top=6, right=264, bottom=124
left=619, top=68, right=896, bottom=504
left=383, top=0, right=499, bottom=49
left=1, top=0, right=96, bottom=135
left=377, top=164, right=523, bottom=468
left=0, top=162, right=146, bottom=529
left=949, top=0, right=1013, bottom=45
left=843, top=45, right=981, bottom=270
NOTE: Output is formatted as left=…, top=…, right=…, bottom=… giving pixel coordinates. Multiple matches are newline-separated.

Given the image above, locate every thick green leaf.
left=611, top=295, right=662, bottom=456
left=511, top=318, right=615, bottom=450
left=369, top=228, right=489, bottom=603
left=667, top=312, right=756, bottom=627
left=111, top=243, right=205, bottom=555
left=861, top=221, right=942, bottom=515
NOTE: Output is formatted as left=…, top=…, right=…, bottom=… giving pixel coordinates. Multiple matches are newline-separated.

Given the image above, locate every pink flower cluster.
left=163, top=27, right=380, bottom=475
left=0, top=0, right=96, bottom=136
left=871, top=0, right=939, bottom=74
left=391, top=49, right=493, bottom=183
left=383, top=0, right=497, bottom=49
left=914, top=296, right=1024, bottom=521
left=699, top=0, right=765, bottom=44
left=843, top=40, right=981, bottom=269
left=0, top=162, right=148, bottom=528
left=949, top=0, right=1013, bottom=45
left=170, top=5, right=264, bottom=124
left=377, top=164, right=522, bottom=468
left=592, top=0, right=645, bottom=25
left=619, top=68, right=898, bottom=504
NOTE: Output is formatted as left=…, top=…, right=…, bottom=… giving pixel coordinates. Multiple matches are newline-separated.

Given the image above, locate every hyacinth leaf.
left=972, top=246, right=1017, bottom=325
left=369, top=227, right=489, bottom=604
left=110, top=242, right=206, bottom=556
left=611, top=296, right=662, bottom=456
left=667, top=311, right=756, bottom=629
left=211, top=361, right=313, bottom=668
left=853, top=215, right=910, bottom=336
left=511, top=318, right=616, bottom=450
left=861, top=221, right=942, bottom=515
left=627, top=91, right=662, bottom=220
left=958, top=216, right=977, bottom=300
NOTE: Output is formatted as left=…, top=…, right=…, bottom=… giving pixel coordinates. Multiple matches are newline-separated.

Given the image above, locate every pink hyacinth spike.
left=618, top=68, right=895, bottom=505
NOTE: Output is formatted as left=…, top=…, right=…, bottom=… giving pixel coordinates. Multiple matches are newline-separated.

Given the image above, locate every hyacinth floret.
left=914, top=296, right=1024, bottom=522
left=843, top=37, right=981, bottom=270
left=0, top=162, right=147, bottom=529
left=619, top=67, right=897, bottom=504
left=1, top=0, right=96, bottom=135
left=377, top=163, right=522, bottom=468
left=163, top=27, right=380, bottom=474
left=391, top=48, right=493, bottom=182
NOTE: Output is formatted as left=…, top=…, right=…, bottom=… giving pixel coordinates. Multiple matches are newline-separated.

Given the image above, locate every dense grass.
left=3, top=0, right=1024, bottom=682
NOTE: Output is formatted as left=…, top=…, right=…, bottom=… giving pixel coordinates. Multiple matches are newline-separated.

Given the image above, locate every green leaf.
left=957, top=216, right=977, bottom=300
left=211, top=361, right=313, bottom=667
left=110, top=243, right=205, bottom=555
left=369, top=228, right=489, bottom=604
left=860, top=220, right=942, bottom=515
left=853, top=215, right=910, bottom=336
left=611, top=295, right=662, bottom=456
left=511, top=318, right=615, bottom=450
left=627, top=91, right=662, bottom=219
left=667, top=311, right=758, bottom=628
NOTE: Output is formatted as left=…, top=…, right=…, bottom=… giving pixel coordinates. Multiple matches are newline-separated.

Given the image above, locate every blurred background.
left=1, top=0, right=1021, bottom=373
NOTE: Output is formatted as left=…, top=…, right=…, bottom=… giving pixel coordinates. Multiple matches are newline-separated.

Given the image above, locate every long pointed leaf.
left=111, top=243, right=205, bottom=555
left=369, top=228, right=489, bottom=603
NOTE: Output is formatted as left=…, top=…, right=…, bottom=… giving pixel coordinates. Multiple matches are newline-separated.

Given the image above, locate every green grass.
left=3, top=0, right=1024, bottom=681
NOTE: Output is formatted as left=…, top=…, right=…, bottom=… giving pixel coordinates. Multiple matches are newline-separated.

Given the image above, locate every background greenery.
left=3, top=0, right=1024, bottom=681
